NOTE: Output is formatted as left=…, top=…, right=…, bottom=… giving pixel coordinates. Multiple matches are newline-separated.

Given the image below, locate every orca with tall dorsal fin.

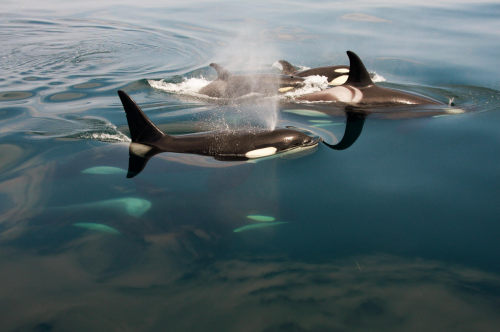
left=117, top=90, right=321, bottom=178
left=198, top=63, right=305, bottom=98
left=275, top=60, right=351, bottom=86
left=296, top=51, right=445, bottom=107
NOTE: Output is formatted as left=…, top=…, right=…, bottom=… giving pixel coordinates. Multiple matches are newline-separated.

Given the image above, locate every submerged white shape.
left=73, top=223, right=121, bottom=234
left=82, top=166, right=127, bottom=175
left=62, top=198, right=152, bottom=217
left=445, top=108, right=465, bottom=114
left=308, top=120, right=332, bottom=123
left=233, top=222, right=287, bottom=233
left=283, top=109, right=329, bottom=117
left=247, top=215, right=275, bottom=222
left=245, top=147, right=277, bottom=158
left=329, top=75, right=348, bottom=86
left=334, top=68, right=350, bottom=73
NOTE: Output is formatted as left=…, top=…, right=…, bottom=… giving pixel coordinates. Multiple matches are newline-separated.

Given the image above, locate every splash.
left=148, top=78, right=211, bottom=96
left=280, top=75, right=329, bottom=99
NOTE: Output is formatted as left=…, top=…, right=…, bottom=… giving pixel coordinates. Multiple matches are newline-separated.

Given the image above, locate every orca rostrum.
left=296, top=51, right=445, bottom=107
left=117, top=90, right=321, bottom=177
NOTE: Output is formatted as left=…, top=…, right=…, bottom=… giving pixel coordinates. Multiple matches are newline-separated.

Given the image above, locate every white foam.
left=148, top=77, right=212, bottom=95
left=370, top=71, right=386, bottom=82
left=281, top=75, right=329, bottom=99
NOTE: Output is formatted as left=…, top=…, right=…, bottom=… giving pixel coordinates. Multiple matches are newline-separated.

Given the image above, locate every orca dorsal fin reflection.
left=322, top=112, right=366, bottom=150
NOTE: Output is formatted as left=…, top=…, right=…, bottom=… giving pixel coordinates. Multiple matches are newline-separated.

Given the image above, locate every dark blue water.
left=1, top=0, right=500, bottom=331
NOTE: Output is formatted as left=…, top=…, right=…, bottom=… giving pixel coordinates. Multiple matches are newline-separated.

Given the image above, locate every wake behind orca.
left=297, top=51, right=445, bottom=107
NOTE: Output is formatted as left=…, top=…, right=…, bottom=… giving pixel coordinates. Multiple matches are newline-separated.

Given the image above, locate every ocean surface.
left=1, top=0, right=500, bottom=331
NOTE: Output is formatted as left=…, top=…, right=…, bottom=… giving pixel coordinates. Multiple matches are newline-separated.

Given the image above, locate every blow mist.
left=209, top=31, right=281, bottom=132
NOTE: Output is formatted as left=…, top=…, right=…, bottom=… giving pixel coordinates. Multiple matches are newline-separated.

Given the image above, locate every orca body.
left=296, top=51, right=445, bottom=107
left=198, top=63, right=305, bottom=98
left=277, top=60, right=351, bottom=86
left=117, top=90, right=320, bottom=177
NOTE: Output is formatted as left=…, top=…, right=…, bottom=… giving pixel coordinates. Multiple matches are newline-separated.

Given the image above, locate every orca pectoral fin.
left=277, top=60, right=297, bottom=75
left=322, top=112, right=366, bottom=150
left=344, top=51, right=373, bottom=87
left=209, top=63, right=232, bottom=81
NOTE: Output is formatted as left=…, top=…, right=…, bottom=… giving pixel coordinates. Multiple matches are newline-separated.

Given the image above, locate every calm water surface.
left=1, top=0, right=500, bottom=331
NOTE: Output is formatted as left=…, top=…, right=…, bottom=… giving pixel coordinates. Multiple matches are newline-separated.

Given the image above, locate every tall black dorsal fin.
left=277, top=60, right=297, bottom=75
left=117, top=90, right=165, bottom=144
left=344, top=51, right=373, bottom=87
left=210, top=63, right=232, bottom=81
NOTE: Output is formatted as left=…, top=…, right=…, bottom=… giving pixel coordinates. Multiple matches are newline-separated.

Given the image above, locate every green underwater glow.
left=81, top=166, right=127, bottom=175
left=233, top=222, right=287, bottom=233
left=73, top=223, right=121, bottom=234
left=246, top=215, right=276, bottom=222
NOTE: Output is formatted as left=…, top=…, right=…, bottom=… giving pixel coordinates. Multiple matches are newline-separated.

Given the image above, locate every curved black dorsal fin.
left=117, top=90, right=164, bottom=144
left=210, top=63, right=232, bottom=81
left=344, top=51, right=373, bottom=87
left=277, top=60, right=297, bottom=75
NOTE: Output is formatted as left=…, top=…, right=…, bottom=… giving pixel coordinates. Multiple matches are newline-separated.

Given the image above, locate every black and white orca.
left=297, top=51, right=445, bottom=107
left=275, top=60, right=351, bottom=86
left=198, top=63, right=305, bottom=98
left=117, top=90, right=321, bottom=177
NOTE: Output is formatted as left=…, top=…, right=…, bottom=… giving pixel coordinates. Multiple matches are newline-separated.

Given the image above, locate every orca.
left=198, top=63, right=305, bottom=98
left=117, top=90, right=320, bottom=177
left=296, top=51, right=445, bottom=107
left=276, top=60, right=351, bottom=86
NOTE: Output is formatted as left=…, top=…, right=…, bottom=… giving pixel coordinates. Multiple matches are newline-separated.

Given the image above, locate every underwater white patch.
left=82, top=166, right=127, bottom=175
left=247, top=215, right=275, bottom=222
left=59, top=198, right=152, bottom=217
left=73, top=223, right=121, bottom=234
left=282, top=109, right=329, bottom=117
left=148, top=77, right=212, bottom=95
left=245, top=147, right=277, bottom=158
left=233, top=221, right=287, bottom=233
left=334, top=68, right=350, bottom=73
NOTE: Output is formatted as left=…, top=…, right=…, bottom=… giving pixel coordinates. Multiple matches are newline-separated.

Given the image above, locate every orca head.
left=276, top=129, right=321, bottom=152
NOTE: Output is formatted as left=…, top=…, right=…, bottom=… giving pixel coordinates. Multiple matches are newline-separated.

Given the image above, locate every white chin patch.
left=329, top=75, right=348, bottom=86
left=334, top=68, right=350, bottom=73
left=245, top=147, right=278, bottom=158
left=130, top=143, right=153, bottom=157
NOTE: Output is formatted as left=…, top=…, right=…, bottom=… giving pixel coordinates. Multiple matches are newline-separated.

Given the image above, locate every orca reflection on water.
left=198, top=63, right=305, bottom=98
left=276, top=60, right=351, bottom=86
left=297, top=51, right=445, bottom=107
left=117, top=90, right=321, bottom=178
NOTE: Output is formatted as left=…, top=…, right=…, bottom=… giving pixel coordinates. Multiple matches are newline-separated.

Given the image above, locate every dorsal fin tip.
left=344, top=51, right=373, bottom=87
left=209, top=63, right=232, bottom=81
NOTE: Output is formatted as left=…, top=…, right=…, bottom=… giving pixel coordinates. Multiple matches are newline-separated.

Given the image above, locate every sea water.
left=1, top=0, right=500, bottom=331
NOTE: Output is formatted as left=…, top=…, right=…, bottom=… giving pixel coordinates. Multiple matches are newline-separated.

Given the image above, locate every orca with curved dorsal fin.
left=117, top=90, right=320, bottom=177
left=297, top=51, right=445, bottom=107
left=275, top=60, right=351, bottom=86
left=198, top=63, right=305, bottom=98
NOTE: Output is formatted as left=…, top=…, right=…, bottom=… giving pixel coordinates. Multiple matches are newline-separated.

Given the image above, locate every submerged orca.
left=296, top=51, right=445, bottom=107
left=117, top=90, right=320, bottom=177
left=276, top=60, right=351, bottom=86
left=198, top=63, right=305, bottom=98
